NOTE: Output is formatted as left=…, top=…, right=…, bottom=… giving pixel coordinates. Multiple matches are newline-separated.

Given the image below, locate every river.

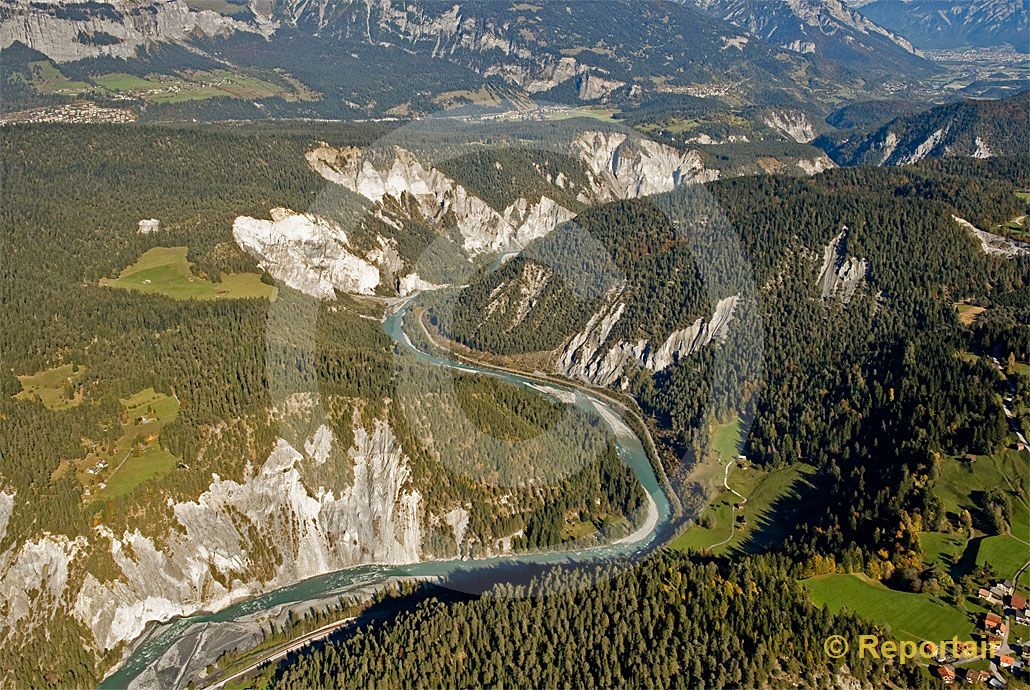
left=100, top=301, right=673, bottom=689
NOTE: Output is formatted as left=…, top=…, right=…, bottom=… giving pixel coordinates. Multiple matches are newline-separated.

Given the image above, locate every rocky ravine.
left=0, top=410, right=446, bottom=668
left=235, top=132, right=718, bottom=300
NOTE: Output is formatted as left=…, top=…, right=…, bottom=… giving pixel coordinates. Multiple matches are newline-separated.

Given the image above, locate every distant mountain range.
left=0, top=0, right=943, bottom=121
left=815, top=91, right=1030, bottom=166
left=857, top=0, right=1029, bottom=52
left=685, top=0, right=936, bottom=75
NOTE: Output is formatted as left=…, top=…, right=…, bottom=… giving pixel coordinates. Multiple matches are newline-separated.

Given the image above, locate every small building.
left=964, top=668, right=991, bottom=685
left=138, top=218, right=160, bottom=234
left=1009, top=592, right=1027, bottom=610
left=991, top=585, right=1008, bottom=600
left=999, top=654, right=1015, bottom=669
left=936, top=664, right=956, bottom=684
left=980, top=588, right=1001, bottom=605
left=1002, top=580, right=1015, bottom=595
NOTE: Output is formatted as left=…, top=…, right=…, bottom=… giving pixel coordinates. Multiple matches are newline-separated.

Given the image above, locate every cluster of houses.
left=937, top=579, right=1030, bottom=685
left=978, top=580, right=1029, bottom=626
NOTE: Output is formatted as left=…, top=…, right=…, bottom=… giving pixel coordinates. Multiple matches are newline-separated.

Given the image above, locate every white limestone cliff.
left=0, top=0, right=269, bottom=62
left=573, top=131, right=718, bottom=200
left=232, top=208, right=380, bottom=298
left=557, top=289, right=740, bottom=387
left=307, top=145, right=576, bottom=257
left=817, top=228, right=867, bottom=304
left=953, top=216, right=1030, bottom=258
left=763, top=110, right=816, bottom=143
left=72, top=415, right=423, bottom=652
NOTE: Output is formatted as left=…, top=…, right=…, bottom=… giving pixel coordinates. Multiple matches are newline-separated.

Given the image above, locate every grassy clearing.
left=954, top=302, right=987, bottom=325
left=671, top=415, right=814, bottom=554
left=936, top=450, right=1029, bottom=542
left=543, top=106, right=619, bottom=122
left=919, top=531, right=968, bottom=569
left=27, top=61, right=89, bottom=95
left=91, top=69, right=295, bottom=103
left=976, top=535, right=1029, bottom=581
left=803, top=573, right=973, bottom=642
left=103, top=246, right=276, bottom=301
left=75, top=388, right=181, bottom=501
left=14, top=364, right=86, bottom=410
left=671, top=462, right=815, bottom=554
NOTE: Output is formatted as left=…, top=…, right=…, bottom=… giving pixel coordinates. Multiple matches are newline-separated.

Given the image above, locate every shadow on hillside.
left=730, top=467, right=820, bottom=556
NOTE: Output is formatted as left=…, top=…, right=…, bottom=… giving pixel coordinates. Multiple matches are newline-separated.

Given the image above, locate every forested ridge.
left=442, top=155, right=1030, bottom=574
left=267, top=552, right=936, bottom=689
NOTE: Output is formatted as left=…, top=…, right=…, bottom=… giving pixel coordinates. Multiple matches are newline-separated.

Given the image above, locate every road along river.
left=100, top=301, right=673, bottom=689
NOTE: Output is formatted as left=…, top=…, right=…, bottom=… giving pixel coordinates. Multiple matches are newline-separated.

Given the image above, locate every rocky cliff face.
left=557, top=288, right=740, bottom=387
left=233, top=207, right=382, bottom=298
left=953, top=216, right=1030, bottom=258
left=687, top=0, right=932, bottom=76
left=239, top=136, right=713, bottom=300
left=763, top=109, right=817, bottom=143
left=307, top=144, right=577, bottom=257
left=815, top=92, right=1030, bottom=167
left=574, top=131, right=719, bottom=200
left=0, top=412, right=435, bottom=660
left=0, top=0, right=268, bottom=62
left=816, top=227, right=867, bottom=303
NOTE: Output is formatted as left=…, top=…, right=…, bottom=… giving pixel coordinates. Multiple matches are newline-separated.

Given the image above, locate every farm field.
left=14, top=363, right=86, bottom=410
left=975, top=535, right=1030, bottom=582
left=74, top=387, right=182, bottom=501
left=103, top=246, right=277, bottom=301
left=954, top=302, right=987, bottom=325
left=671, top=415, right=816, bottom=554
left=802, top=573, right=973, bottom=643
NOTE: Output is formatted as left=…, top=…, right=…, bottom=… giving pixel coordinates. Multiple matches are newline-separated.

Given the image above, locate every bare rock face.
left=573, top=131, right=718, bottom=200
left=232, top=208, right=381, bottom=298
left=0, top=0, right=268, bottom=62
left=817, top=227, right=868, bottom=303
left=954, top=216, right=1030, bottom=258
left=763, top=110, right=817, bottom=143
left=307, top=145, right=577, bottom=258
left=71, top=415, right=422, bottom=653
left=557, top=288, right=739, bottom=387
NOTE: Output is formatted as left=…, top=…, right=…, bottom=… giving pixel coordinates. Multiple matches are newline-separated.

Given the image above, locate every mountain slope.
left=858, top=0, right=1029, bottom=52
left=0, top=0, right=866, bottom=119
left=815, top=91, right=1030, bottom=166
left=685, top=0, right=936, bottom=76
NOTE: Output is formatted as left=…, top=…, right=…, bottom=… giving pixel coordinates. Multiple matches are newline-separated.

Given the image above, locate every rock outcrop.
left=72, top=415, right=422, bottom=653
left=557, top=288, right=740, bottom=387
left=953, top=216, right=1030, bottom=258
left=307, top=145, right=576, bottom=257
left=816, top=228, right=867, bottom=304
left=0, top=0, right=268, bottom=62
left=573, top=131, right=718, bottom=200
left=232, top=208, right=381, bottom=298
left=763, top=110, right=817, bottom=143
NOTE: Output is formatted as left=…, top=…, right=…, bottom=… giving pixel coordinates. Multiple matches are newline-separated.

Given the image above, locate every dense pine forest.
left=267, top=552, right=936, bottom=689
left=440, top=154, right=1030, bottom=576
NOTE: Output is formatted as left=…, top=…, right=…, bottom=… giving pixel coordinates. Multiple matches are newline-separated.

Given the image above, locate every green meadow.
left=14, top=363, right=86, bottom=410
left=803, top=573, right=973, bottom=643
left=104, top=246, right=276, bottom=301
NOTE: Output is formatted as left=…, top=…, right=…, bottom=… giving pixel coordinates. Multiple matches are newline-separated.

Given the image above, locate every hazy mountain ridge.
left=858, top=0, right=1029, bottom=52
left=685, top=0, right=936, bottom=76
left=815, top=91, right=1030, bottom=166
